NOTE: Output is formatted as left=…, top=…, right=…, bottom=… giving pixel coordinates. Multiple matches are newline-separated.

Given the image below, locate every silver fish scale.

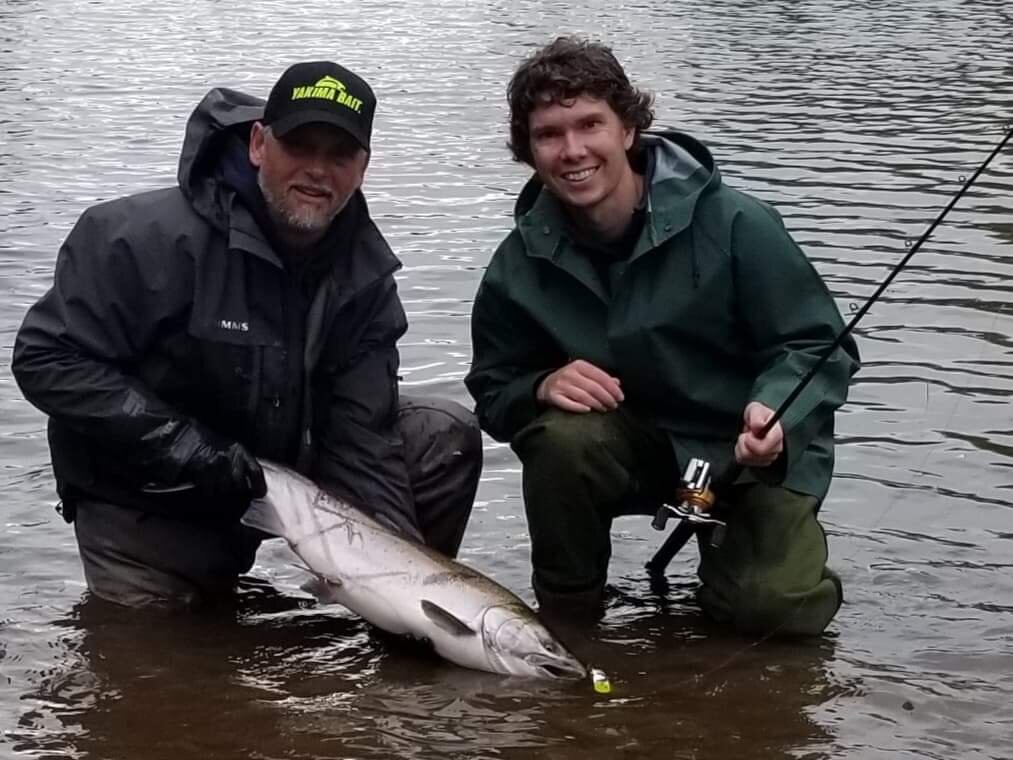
left=245, top=461, right=587, bottom=679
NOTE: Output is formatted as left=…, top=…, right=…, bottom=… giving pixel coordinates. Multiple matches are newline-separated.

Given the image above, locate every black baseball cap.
left=262, top=61, right=376, bottom=150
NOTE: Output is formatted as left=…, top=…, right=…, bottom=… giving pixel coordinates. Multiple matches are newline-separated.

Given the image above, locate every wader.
left=512, top=407, right=842, bottom=636
left=73, top=397, right=482, bottom=609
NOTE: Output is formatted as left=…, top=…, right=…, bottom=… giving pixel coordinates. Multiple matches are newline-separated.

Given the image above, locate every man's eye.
left=282, top=141, right=312, bottom=157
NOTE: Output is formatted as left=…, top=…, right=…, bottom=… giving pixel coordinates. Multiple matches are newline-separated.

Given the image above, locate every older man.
left=14, top=61, right=481, bottom=609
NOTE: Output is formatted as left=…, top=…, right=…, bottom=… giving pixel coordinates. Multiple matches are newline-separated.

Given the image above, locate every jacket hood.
left=178, top=87, right=265, bottom=227
left=174, top=86, right=401, bottom=299
left=514, top=130, right=721, bottom=249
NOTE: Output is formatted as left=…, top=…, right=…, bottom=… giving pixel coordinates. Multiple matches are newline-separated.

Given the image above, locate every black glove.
left=181, top=439, right=267, bottom=504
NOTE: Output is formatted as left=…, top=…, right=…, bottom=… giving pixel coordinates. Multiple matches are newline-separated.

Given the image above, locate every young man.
left=465, top=38, right=860, bottom=635
left=13, top=61, right=482, bottom=609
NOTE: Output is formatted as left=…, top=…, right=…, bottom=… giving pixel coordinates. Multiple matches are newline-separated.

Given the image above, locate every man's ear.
left=249, top=122, right=266, bottom=168
left=352, top=149, right=370, bottom=189
left=623, top=126, right=635, bottom=152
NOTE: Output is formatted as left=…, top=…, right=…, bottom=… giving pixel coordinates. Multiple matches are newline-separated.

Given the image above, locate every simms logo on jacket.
left=217, top=319, right=249, bottom=332
left=291, top=76, right=363, bottom=113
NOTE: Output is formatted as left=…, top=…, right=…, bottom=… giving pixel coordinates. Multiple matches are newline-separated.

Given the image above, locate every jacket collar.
left=517, top=190, right=608, bottom=302
left=221, top=187, right=400, bottom=327
left=634, top=133, right=718, bottom=259
left=227, top=194, right=283, bottom=267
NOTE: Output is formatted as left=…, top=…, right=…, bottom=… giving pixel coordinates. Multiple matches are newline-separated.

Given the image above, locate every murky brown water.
left=2, top=1, right=1011, bottom=758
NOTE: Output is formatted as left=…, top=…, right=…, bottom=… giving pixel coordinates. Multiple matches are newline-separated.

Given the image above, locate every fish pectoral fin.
left=300, top=574, right=343, bottom=605
left=420, top=600, right=476, bottom=637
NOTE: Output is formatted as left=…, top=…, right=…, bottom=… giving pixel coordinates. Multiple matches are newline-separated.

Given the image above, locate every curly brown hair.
left=507, top=37, right=655, bottom=166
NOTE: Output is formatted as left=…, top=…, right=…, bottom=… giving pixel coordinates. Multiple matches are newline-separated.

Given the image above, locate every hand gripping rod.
left=647, top=124, right=1013, bottom=575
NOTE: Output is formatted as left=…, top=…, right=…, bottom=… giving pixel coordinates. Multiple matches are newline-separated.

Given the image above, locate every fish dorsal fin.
left=420, top=600, right=475, bottom=637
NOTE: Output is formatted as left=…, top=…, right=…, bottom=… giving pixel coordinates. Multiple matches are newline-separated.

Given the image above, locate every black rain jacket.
left=12, top=87, right=416, bottom=530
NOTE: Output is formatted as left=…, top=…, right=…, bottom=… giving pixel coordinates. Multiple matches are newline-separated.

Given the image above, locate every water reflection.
left=12, top=588, right=546, bottom=760
left=13, top=586, right=363, bottom=760
left=11, top=583, right=850, bottom=760
left=2, top=0, right=1012, bottom=757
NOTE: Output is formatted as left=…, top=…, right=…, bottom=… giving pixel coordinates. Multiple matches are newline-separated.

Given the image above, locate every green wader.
left=511, top=407, right=843, bottom=636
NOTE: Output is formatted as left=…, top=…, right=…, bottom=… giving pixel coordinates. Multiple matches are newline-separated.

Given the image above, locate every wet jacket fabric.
left=465, top=131, right=860, bottom=500
left=13, top=87, right=414, bottom=526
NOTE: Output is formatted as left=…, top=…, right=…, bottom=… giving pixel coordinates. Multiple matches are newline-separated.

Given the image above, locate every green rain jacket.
left=465, top=131, right=860, bottom=501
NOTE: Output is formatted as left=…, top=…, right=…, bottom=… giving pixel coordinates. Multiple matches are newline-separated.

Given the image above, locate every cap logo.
left=290, top=75, right=363, bottom=113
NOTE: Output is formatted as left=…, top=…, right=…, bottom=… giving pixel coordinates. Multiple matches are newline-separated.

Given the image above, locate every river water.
left=1, top=1, right=1011, bottom=758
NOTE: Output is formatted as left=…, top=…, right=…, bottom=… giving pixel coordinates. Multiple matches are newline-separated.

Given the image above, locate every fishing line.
left=864, top=298, right=1010, bottom=534
left=649, top=123, right=1013, bottom=572
left=752, top=122, right=1013, bottom=443
left=652, top=122, right=1013, bottom=694
left=812, top=122, right=1013, bottom=533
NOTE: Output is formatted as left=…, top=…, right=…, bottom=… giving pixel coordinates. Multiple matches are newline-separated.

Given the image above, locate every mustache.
left=289, top=183, right=334, bottom=198
left=259, top=174, right=343, bottom=233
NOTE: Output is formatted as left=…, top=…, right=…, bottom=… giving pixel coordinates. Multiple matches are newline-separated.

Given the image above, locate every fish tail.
left=240, top=498, right=286, bottom=538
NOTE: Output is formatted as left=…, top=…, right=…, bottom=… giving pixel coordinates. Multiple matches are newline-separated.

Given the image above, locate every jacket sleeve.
left=12, top=205, right=212, bottom=486
left=732, top=201, right=860, bottom=479
left=311, top=278, right=421, bottom=539
left=465, top=274, right=564, bottom=443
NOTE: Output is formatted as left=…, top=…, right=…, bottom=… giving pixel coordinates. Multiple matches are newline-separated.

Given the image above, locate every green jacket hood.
left=177, top=87, right=265, bottom=229
left=513, top=130, right=722, bottom=257
left=468, top=129, right=859, bottom=499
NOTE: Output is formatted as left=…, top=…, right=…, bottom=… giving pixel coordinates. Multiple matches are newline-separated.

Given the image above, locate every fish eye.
left=539, top=636, right=560, bottom=652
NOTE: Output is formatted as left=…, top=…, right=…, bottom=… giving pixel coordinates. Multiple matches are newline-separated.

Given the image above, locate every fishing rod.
left=646, top=123, right=1013, bottom=574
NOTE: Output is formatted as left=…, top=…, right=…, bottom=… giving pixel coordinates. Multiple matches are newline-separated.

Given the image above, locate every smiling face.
left=249, top=121, right=368, bottom=246
left=528, top=94, right=638, bottom=234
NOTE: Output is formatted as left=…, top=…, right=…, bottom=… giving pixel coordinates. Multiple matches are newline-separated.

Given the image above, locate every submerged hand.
left=536, top=359, right=624, bottom=413
left=735, top=402, right=784, bottom=467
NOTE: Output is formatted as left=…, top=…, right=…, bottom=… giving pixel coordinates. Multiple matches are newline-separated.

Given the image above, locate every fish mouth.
left=524, top=653, right=587, bottom=680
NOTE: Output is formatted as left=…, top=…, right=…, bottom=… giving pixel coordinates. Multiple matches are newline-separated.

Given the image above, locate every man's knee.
left=698, top=486, right=841, bottom=636
left=397, top=396, right=481, bottom=557
left=74, top=501, right=259, bottom=610
left=512, top=409, right=620, bottom=469
left=743, top=573, right=842, bottom=636
left=701, top=569, right=843, bottom=637
left=398, top=396, right=482, bottom=473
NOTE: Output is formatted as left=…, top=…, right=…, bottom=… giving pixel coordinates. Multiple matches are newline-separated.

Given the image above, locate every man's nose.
left=303, top=151, right=329, bottom=178
left=560, top=130, right=586, bottom=160
left=304, top=163, right=326, bottom=180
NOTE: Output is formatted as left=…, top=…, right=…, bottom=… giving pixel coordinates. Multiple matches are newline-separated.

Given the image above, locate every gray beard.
left=258, top=173, right=340, bottom=235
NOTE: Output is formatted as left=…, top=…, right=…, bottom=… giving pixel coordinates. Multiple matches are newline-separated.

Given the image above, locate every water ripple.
left=1, top=0, right=1011, bottom=758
